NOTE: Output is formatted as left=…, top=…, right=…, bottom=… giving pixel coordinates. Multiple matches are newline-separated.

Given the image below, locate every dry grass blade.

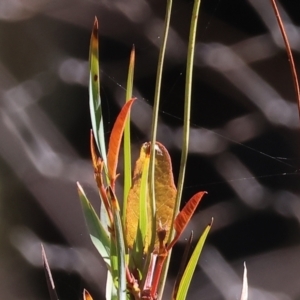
left=41, top=244, right=59, bottom=300
left=240, top=262, right=248, bottom=300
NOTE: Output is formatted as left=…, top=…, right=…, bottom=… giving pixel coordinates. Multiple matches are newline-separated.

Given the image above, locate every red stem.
left=270, top=0, right=300, bottom=120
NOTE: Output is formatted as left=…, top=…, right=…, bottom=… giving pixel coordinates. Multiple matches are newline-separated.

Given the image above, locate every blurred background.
left=1, top=0, right=300, bottom=299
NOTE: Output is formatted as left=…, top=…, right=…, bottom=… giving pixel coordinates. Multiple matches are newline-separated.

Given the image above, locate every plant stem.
left=159, top=0, right=202, bottom=298
left=270, top=0, right=300, bottom=120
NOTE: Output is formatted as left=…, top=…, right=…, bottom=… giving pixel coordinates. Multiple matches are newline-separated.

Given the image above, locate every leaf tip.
left=93, top=17, right=98, bottom=33
left=83, top=289, right=93, bottom=300
left=130, top=45, right=135, bottom=61
left=240, top=261, right=248, bottom=300
left=77, top=181, right=84, bottom=195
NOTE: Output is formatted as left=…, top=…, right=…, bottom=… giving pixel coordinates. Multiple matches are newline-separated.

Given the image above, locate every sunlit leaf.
left=110, top=239, right=119, bottom=293
left=90, top=131, right=112, bottom=231
left=77, top=182, right=111, bottom=267
left=172, top=231, right=193, bottom=299
left=107, top=187, right=127, bottom=300
left=175, top=220, right=212, bottom=300
left=89, top=17, right=107, bottom=165
left=83, top=289, right=93, bottom=300
left=131, top=147, right=150, bottom=271
left=126, top=142, right=177, bottom=252
left=41, top=244, right=59, bottom=300
left=107, top=98, right=135, bottom=189
left=168, top=191, right=206, bottom=250
left=106, top=270, right=118, bottom=300
left=123, top=45, right=135, bottom=228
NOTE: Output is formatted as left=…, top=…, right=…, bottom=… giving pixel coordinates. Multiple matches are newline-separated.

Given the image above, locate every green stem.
left=147, top=0, right=173, bottom=297
left=159, top=0, right=202, bottom=298
left=148, top=0, right=173, bottom=257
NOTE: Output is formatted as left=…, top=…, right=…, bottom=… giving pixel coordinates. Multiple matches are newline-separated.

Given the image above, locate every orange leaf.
left=83, top=289, right=93, bottom=300
left=90, top=131, right=113, bottom=226
left=107, top=98, right=135, bottom=189
left=126, top=142, right=177, bottom=252
left=90, top=130, right=98, bottom=171
left=168, top=191, right=207, bottom=250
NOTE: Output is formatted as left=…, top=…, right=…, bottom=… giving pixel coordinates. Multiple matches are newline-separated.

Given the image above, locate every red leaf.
left=107, top=98, right=135, bottom=189
left=168, top=191, right=207, bottom=250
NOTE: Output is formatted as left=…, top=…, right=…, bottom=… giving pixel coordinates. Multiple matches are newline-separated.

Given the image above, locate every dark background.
left=1, top=0, right=300, bottom=299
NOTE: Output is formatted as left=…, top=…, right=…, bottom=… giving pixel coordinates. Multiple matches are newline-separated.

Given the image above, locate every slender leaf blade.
left=131, top=146, right=150, bottom=271
left=90, top=131, right=112, bottom=232
left=107, top=98, right=135, bottom=187
left=106, top=270, right=118, bottom=300
left=41, top=244, right=59, bottom=300
left=110, top=239, right=119, bottom=294
left=123, top=45, right=135, bottom=228
left=168, top=191, right=206, bottom=250
left=108, top=187, right=127, bottom=300
left=89, top=17, right=107, bottom=165
left=77, top=182, right=111, bottom=267
left=162, top=0, right=202, bottom=297
left=240, top=262, right=248, bottom=300
left=172, top=231, right=193, bottom=299
left=175, top=220, right=212, bottom=300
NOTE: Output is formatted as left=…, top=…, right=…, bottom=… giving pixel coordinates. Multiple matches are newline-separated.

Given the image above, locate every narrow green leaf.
left=108, top=187, right=127, bottom=300
left=110, top=240, right=119, bottom=290
left=138, top=147, right=149, bottom=250
left=89, top=17, right=107, bottom=166
left=175, top=220, right=212, bottom=300
left=131, top=149, right=150, bottom=271
left=123, top=45, right=135, bottom=229
left=77, top=182, right=111, bottom=267
left=106, top=271, right=117, bottom=300
left=149, top=0, right=173, bottom=256
left=172, top=232, right=193, bottom=299
left=173, top=0, right=202, bottom=238
left=146, top=1, right=173, bottom=298
left=164, top=0, right=203, bottom=297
